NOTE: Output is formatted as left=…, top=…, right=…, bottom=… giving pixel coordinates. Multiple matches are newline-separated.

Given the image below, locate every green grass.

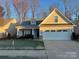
left=14, top=40, right=44, bottom=47
left=0, top=39, right=45, bottom=49
left=0, top=56, right=42, bottom=59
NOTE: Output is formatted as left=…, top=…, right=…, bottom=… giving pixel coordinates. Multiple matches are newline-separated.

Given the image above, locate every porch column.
left=32, top=29, right=35, bottom=38
left=32, top=29, right=34, bottom=35
left=22, top=30, right=24, bottom=36
left=17, top=29, right=22, bottom=37
left=17, top=29, right=19, bottom=36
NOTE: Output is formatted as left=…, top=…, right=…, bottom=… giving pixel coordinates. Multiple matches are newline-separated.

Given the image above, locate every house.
left=16, top=19, right=43, bottom=39
left=16, top=8, right=74, bottom=40
left=39, top=8, right=75, bottom=40
left=0, top=18, right=16, bottom=38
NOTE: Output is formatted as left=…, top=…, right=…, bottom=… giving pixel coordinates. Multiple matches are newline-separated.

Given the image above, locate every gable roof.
left=16, top=20, right=43, bottom=29
left=0, top=18, right=16, bottom=26
left=0, top=18, right=16, bottom=33
left=39, top=8, right=74, bottom=26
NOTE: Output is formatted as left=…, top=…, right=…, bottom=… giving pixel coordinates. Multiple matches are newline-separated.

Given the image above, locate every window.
left=31, top=21, right=36, bottom=25
left=63, top=30, right=67, bottom=32
left=21, top=21, right=30, bottom=25
left=57, top=30, right=62, bottom=32
left=51, top=30, right=55, bottom=32
left=54, top=16, right=58, bottom=23
left=45, top=30, right=50, bottom=32
left=36, top=21, right=42, bottom=25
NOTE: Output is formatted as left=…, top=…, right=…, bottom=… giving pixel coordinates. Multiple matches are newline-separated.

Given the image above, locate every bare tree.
left=0, top=5, right=5, bottom=17
left=66, top=10, right=72, bottom=20
left=62, top=0, right=76, bottom=20
left=39, top=8, right=49, bottom=19
left=48, top=4, right=59, bottom=14
left=12, top=0, right=29, bottom=23
left=30, top=0, right=40, bottom=20
left=62, top=0, right=68, bottom=16
left=5, top=0, right=11, bottom=18
left=72, top=0, right=79, bottom=20
left=66, top=0, right=79, bottom=20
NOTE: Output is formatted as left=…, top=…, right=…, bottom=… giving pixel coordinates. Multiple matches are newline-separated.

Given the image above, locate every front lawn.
left=0, top=56, right=43, bottom=59
left=0, top=39, right=45, bottom=50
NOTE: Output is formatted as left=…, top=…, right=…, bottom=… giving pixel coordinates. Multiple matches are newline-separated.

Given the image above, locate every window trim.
left=54, top=16, right=58, bottom=23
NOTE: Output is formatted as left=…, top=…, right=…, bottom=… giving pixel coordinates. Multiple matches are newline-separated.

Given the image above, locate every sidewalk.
left=0, top=50, right=47, bottom=59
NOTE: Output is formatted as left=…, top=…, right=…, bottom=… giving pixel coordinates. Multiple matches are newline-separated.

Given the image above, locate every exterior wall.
left=40, top=25, right=73, bottom=32
left=16, top=28, right=39, bottom=38
left=17, top=29, right=31, bottom=37
left=17, top=29, right=22, bottom=37
left=0, top=18, right=16, bottom=35
left=39, top=25, right=73, bottom=40
left=39, top=9, right=74, bottom=32
left=16, top=26, right=25, bottom=30
left=0, top=32, right=8, bottom=38
left=1, top=19, right=16, bottom=30
left=7, top=24, right=16, bottom=36
left=40, top=9, right=68, bottom=25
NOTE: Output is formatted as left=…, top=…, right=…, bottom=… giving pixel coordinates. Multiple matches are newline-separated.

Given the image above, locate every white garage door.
left=42, top=30, right=72, bottom=40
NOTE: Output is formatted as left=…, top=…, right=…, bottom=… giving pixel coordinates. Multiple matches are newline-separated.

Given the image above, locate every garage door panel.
left=42, top=32, right=72, bottom=40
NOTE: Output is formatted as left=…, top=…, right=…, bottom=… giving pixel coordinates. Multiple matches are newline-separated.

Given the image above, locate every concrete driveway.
left=44, top=40, right=79, bottom=59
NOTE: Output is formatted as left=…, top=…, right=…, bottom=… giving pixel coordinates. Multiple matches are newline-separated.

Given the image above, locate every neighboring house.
left=7, top=23, right=17, bottom=37
left=16, top=20, right=43, bottom=38
left=39, top=8, right=75, bottom=40
left=0, top=18, right=16, bottom=38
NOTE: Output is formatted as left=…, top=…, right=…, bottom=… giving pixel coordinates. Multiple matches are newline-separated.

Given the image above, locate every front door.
left=34, top=29, right=39, bottom=38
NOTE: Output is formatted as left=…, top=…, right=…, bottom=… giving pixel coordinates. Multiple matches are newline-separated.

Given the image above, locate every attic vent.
left=54, top=16, right=58, bottom=23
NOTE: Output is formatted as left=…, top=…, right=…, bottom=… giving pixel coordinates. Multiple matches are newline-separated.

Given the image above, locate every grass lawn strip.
left=0, top=40, right=45, bottom=50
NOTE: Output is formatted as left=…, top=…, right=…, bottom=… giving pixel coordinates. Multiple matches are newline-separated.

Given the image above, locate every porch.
left=17, top=29, right=40, bottom=39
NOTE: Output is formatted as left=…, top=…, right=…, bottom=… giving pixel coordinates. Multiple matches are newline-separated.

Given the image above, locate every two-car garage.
left=42, top=30, right=72, bottom=40
left=39, top=8, right=74, bottom=40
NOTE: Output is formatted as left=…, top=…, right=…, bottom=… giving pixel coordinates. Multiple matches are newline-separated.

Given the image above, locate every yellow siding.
left=0, top=28, right=6, bottom=33
left=0, top=18, right=17, bottom=33
left=40, top=9, right=68, bottom=25
left=10, top=19, right=16, bottom=23
left=40, top=25, right=73, bottom=32
left=16, top=26, right=25, bottom=30
left=39, top=8, right=74, bottom=32
left=1, top=19, right=16, bottom=30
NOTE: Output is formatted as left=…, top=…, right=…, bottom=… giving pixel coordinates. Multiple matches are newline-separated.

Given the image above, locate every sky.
left=0, top=0, right=65, bottom=18
left=1, top=0, right=78, bottom=20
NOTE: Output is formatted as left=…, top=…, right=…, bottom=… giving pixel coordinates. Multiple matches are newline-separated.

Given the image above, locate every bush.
left=19, top=34, right=34, bottom=39
left=71, top=32, right=77, bottom=40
